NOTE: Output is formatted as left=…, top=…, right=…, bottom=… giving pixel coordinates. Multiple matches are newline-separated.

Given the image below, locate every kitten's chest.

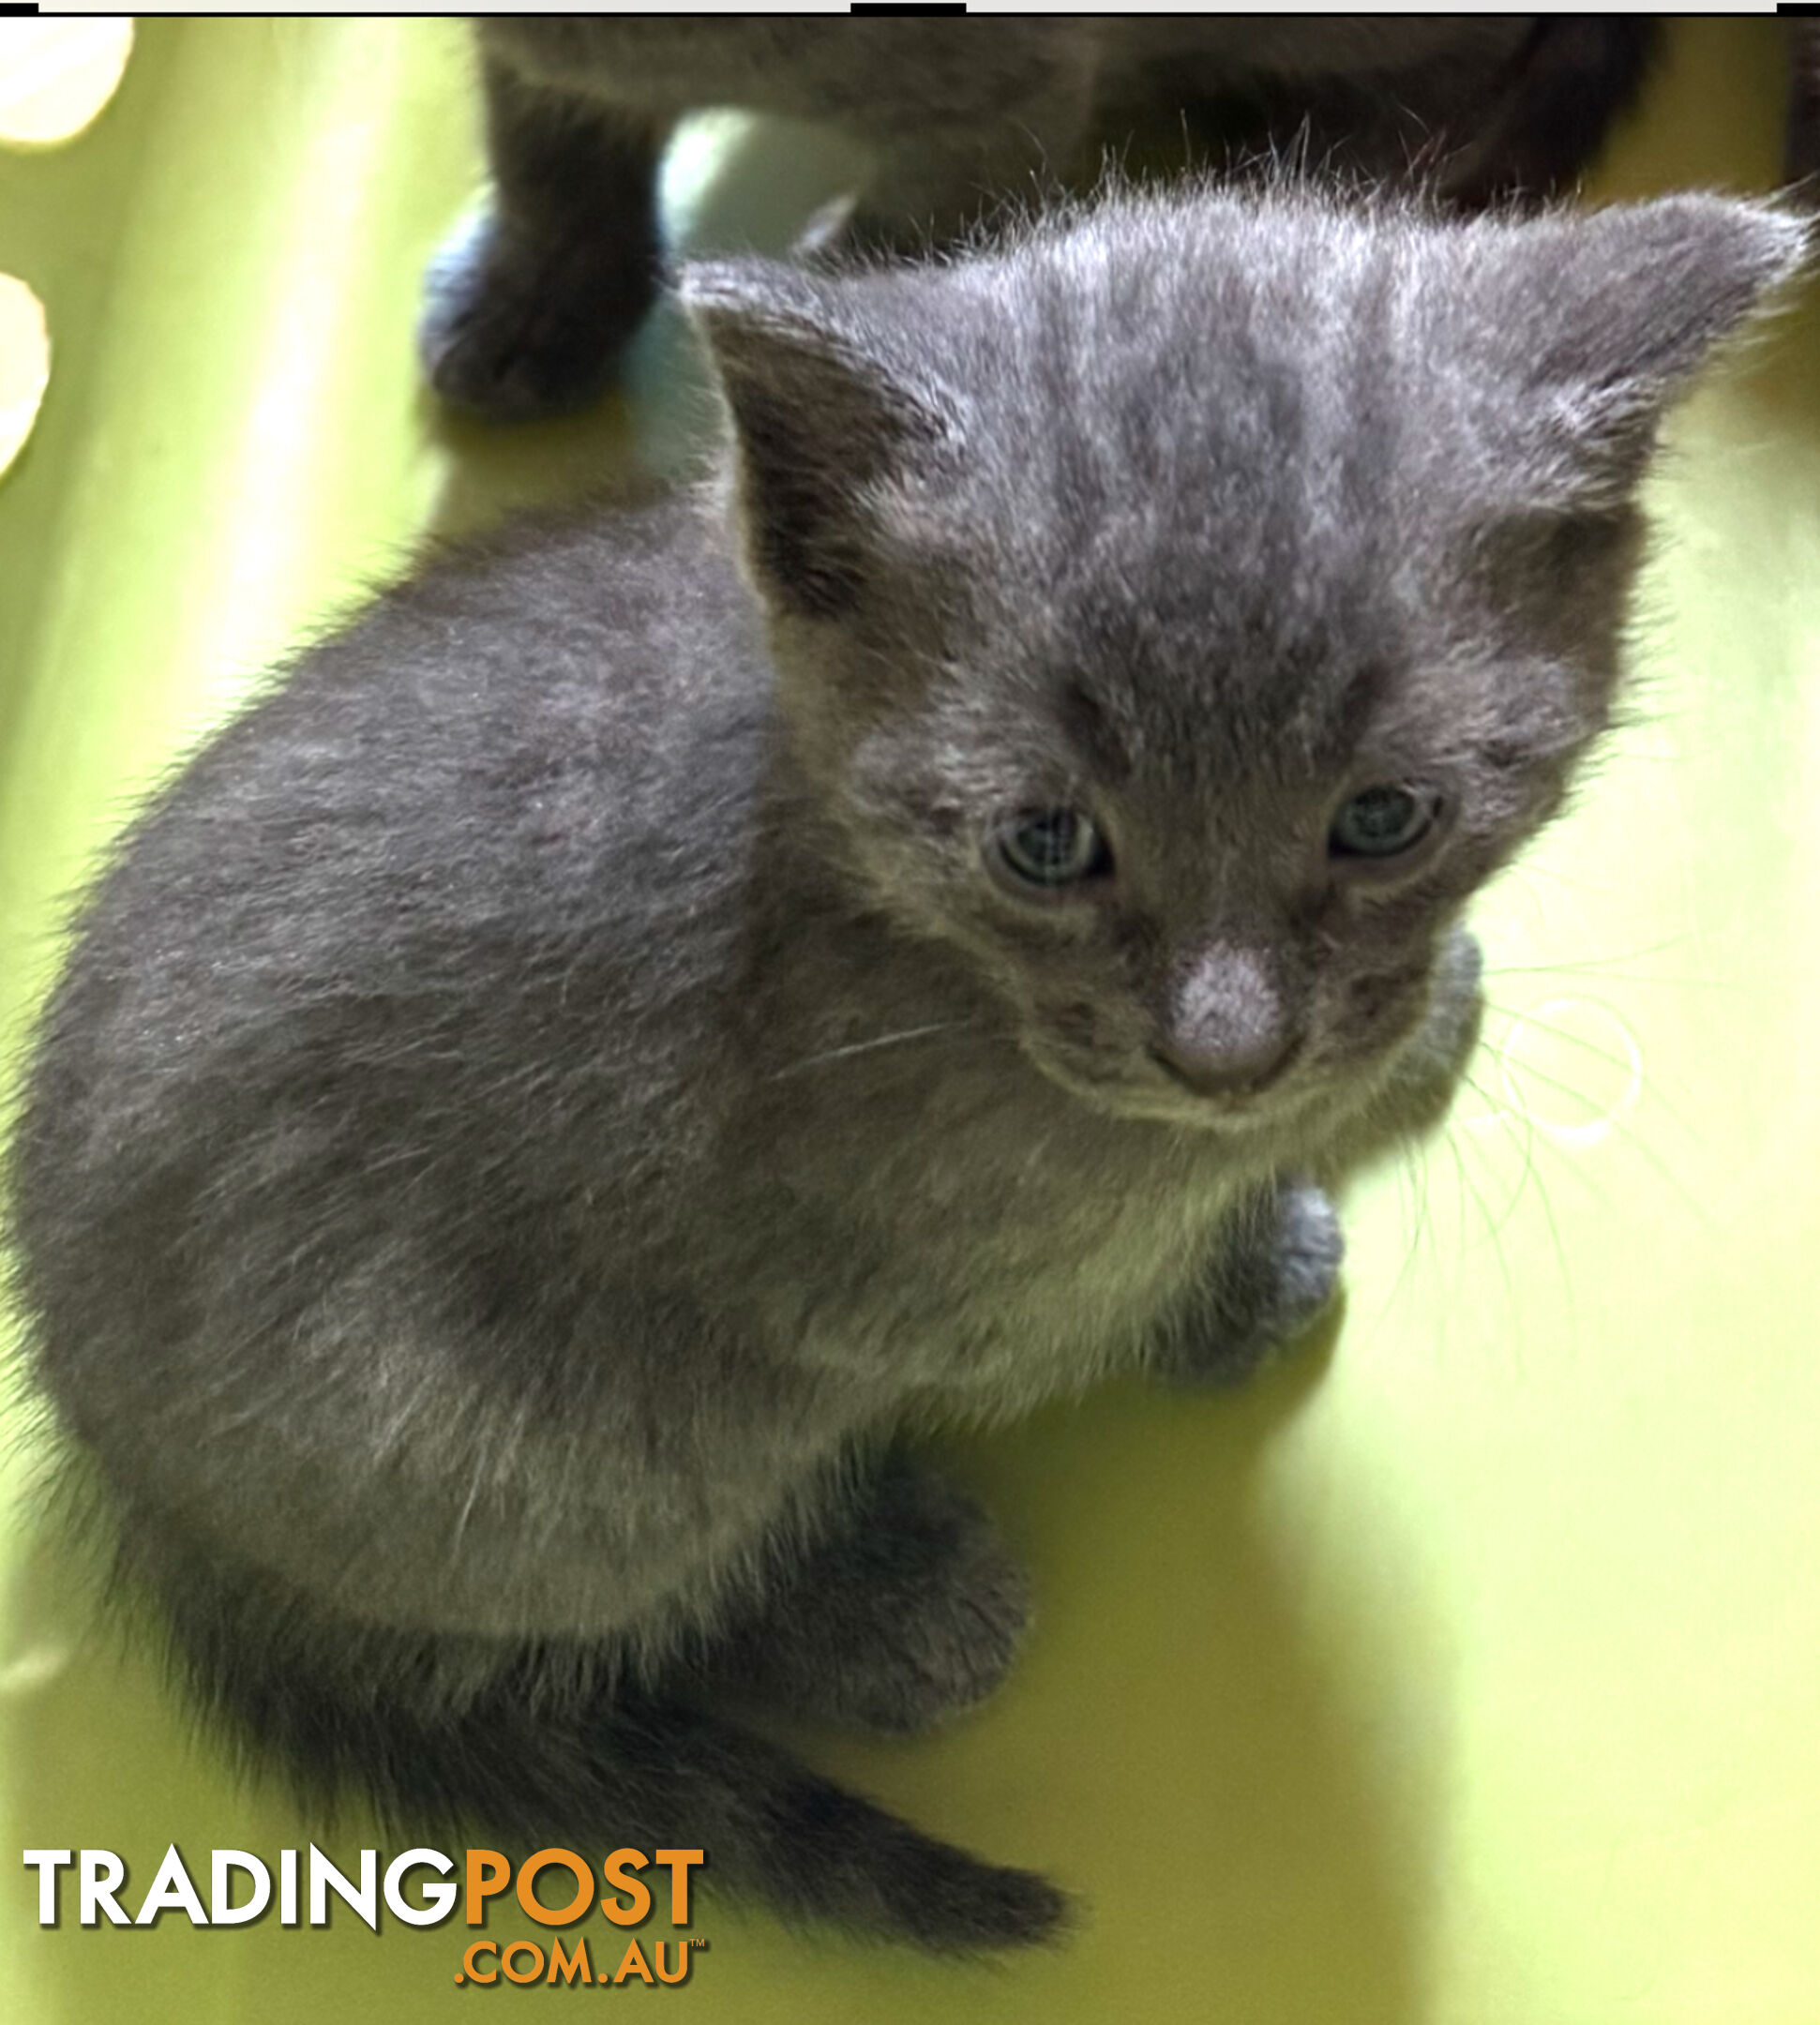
left=730, top=1055, right=1248, bottom=1413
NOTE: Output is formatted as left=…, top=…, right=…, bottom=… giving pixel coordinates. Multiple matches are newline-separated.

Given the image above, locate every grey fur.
left=422, top=16, right=1659, bottom=416
left=8, top=184, right=1804, bottom=1950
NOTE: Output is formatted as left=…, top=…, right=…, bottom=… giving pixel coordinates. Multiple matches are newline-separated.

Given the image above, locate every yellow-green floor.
left=3, top=20, right=1818, bottom=2024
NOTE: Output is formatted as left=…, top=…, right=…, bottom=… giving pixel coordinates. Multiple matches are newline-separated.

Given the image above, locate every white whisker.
left=767, top=1021, right=970, bottom=1081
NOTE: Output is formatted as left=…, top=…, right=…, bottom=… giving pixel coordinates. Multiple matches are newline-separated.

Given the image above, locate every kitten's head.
left=684, top=187, right=1805, bottom=1132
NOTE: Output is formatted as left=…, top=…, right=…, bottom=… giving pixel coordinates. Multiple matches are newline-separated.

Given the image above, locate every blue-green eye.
left=1330, top=785, right=1439, bottom=861
left=994, top=807, right=1110, bottom=889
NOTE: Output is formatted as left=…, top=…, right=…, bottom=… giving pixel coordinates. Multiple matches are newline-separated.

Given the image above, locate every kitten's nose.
left=1155, top=945, right=1294, bottom=1098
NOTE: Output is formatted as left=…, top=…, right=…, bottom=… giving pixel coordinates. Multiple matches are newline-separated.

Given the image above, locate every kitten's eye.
left=992, top=807, right=1110, bottom=889
left=1330, top=785, right=1440, bottom=861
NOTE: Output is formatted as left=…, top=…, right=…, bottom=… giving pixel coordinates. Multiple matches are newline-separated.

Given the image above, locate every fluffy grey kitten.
left=422, top=16, right=1659, bottom=417
left=7, top=185, right=1802, bottom=1950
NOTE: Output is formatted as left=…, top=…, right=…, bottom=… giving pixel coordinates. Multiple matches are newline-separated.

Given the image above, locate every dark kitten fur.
left=423, top=16, right=1659, bottom=417
left=8, top=186, right=1802, bottom=1949
left=1791, top=20, right=1820, bottom=186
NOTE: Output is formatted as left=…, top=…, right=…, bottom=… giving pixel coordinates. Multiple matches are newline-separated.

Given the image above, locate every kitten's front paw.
left=1258, top=1182, right=1346, bottom=1342
left=419, top=208, right=655, bottom=421
left=1155, top=1179, right=1344, bottom=1388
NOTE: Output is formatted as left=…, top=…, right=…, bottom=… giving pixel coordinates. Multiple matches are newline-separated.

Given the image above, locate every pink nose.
left=1157, top=944, right=1293, bottom=1097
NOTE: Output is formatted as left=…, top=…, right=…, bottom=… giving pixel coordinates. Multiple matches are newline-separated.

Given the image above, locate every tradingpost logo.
left=23, top=1844, right=711, bottom=1988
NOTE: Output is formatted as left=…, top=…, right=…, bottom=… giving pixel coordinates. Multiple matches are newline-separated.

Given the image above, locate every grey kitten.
left=7, top=184, right=1801, bottom=1950
left=422, top=16, right=1659, bottom=417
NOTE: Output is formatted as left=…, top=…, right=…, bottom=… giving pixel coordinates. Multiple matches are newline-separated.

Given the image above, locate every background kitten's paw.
left=418, top=208, right=653, bottom=420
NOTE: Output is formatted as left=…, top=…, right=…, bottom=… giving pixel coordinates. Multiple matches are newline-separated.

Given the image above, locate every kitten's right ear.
left=681, top=260, right=955, bottom=620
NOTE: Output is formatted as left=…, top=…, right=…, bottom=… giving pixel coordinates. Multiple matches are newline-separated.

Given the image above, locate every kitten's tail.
left=141, top=1544, right=1068, bottom=1953
left=403, top=1694, right=1070, bottom=1953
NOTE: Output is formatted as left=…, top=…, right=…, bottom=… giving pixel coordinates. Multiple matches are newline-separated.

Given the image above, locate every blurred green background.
left=2, top=19, right=1818, bottom=2023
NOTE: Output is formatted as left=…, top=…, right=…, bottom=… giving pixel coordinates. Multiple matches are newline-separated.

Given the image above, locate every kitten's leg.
left=137, top=1524, right=1063, bottom=1948
left=1149, top=1178, right=1346, bottom=1389
left=705, top=1446, right=1030, bottom=1737
left=420, top=58, right=673, bottom=418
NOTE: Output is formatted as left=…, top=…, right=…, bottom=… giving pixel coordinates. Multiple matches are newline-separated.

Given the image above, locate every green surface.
left=3, top=19, right=1819, bottom=2023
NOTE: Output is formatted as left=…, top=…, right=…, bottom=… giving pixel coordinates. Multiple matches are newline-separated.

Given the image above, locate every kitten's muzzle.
left=1147, top=1033, right=1299, bottom=1102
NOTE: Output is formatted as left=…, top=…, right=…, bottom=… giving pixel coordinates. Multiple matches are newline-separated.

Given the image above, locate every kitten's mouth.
left=1020, top=1034, right=1316, bottom=1132
left=1144, top=1041, right=1301, bottom=1110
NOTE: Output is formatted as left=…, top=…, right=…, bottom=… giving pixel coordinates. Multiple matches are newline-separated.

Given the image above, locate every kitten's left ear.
left=681, top=260, right=956, bottom=620
left=1484, top=195, right=1811, bottom=500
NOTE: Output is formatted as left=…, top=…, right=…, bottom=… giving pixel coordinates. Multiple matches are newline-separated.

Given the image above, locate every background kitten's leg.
left=1150, top=1179, right=1346, bottom=1389
left=1790, top=21, right=1820, bottom=186
left=850, top=74, right=1095, bottom=251
left=419, top=58, right=672, bottom=418
left=1431, top=18, right=1660, bottom=208
left=705, top=1447, right=1031, bottom=1737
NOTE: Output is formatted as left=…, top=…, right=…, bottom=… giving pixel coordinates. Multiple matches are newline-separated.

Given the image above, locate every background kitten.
left=7, top=184, right=1803, bottom=1949
left=422, top=17, right=1659, bottom=418
left=1791, top=19, right=1820, bottom=184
